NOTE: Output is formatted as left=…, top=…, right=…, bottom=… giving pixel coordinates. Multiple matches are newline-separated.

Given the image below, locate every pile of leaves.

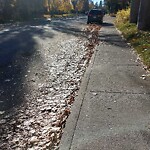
left=84, top=24, right=101, bottom=64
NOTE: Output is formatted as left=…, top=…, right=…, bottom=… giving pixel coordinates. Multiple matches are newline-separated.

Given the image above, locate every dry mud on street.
left=0, top=24, right=101, bottom=150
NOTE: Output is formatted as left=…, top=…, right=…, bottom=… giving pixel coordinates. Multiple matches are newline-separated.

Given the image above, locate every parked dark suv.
left=87, top=9, right=104, bottom=24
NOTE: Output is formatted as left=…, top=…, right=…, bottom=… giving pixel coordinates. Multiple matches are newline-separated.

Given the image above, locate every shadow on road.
left=100, top=22, right=129, bottom=48
left=0, top=17, right=129, bottom=113
left=51, top=20, right=85, bottom=37
left=102, top=22, right=114, bottom=27
left=0, top=21, right=55, bottom=112
left=0, top=17, right=103, bottom=112
left=99, top=33, right=129, bottom=48
left=48, top=17, right=128, bottom=50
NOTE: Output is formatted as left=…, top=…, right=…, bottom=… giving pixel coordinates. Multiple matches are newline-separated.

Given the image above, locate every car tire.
left=87, top=21, right=90, bottom=24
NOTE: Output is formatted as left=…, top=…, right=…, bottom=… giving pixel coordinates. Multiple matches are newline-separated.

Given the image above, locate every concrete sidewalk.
left=60, top=16, right=150, bottom=150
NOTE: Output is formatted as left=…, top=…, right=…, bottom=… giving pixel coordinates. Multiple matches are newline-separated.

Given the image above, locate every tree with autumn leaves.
left=0, top=0, right=96, bottom=21
left=104, top=0, right=150, bottom=30
left=104, top=0, right=130, bottom=13
left=1, top=0, right=149, bottom=31
left=43, top=0, right=73, bottom=14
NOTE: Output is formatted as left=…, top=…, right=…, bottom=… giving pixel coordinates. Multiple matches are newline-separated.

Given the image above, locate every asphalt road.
left=0, top=16, right=87, bottom=111
left=1, top=16, right=101, bottom=149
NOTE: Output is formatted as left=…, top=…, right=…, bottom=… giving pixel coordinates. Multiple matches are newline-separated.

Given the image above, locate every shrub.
left=115, top=8, right=130, bottom=25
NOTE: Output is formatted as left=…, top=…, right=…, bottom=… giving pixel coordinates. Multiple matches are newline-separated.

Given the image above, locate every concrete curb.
left=59, top=45, right=99, bottom=150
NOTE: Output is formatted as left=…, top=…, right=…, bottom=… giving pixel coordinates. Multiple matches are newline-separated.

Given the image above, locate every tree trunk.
left=138, top=0, right=150, bottom=30
left=130, top=0, right=140, bottom=23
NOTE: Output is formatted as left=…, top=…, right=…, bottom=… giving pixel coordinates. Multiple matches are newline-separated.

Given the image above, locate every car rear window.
left=89, top=10, right=103, bottom=15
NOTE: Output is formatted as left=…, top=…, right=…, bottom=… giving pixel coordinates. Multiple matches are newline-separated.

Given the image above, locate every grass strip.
left=115, top=9, right=150, bottom=69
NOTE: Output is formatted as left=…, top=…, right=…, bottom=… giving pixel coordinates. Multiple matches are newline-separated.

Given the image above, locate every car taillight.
left=88, top=14, right=92, bottom=17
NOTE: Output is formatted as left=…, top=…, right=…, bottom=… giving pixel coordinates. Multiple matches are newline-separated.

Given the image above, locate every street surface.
left=0, top=16, right=100, bottom=149
left=0, top=17, right=87, bottom=111
left=0, top=15, right=150, bottom=150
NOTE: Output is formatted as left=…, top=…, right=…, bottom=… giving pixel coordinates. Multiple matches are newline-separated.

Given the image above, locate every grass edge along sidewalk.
left=115, top=8, right=150, bottom=72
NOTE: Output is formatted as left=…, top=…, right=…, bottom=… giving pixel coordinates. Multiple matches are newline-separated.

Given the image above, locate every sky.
left=93, top=0, right=104, bottom=4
